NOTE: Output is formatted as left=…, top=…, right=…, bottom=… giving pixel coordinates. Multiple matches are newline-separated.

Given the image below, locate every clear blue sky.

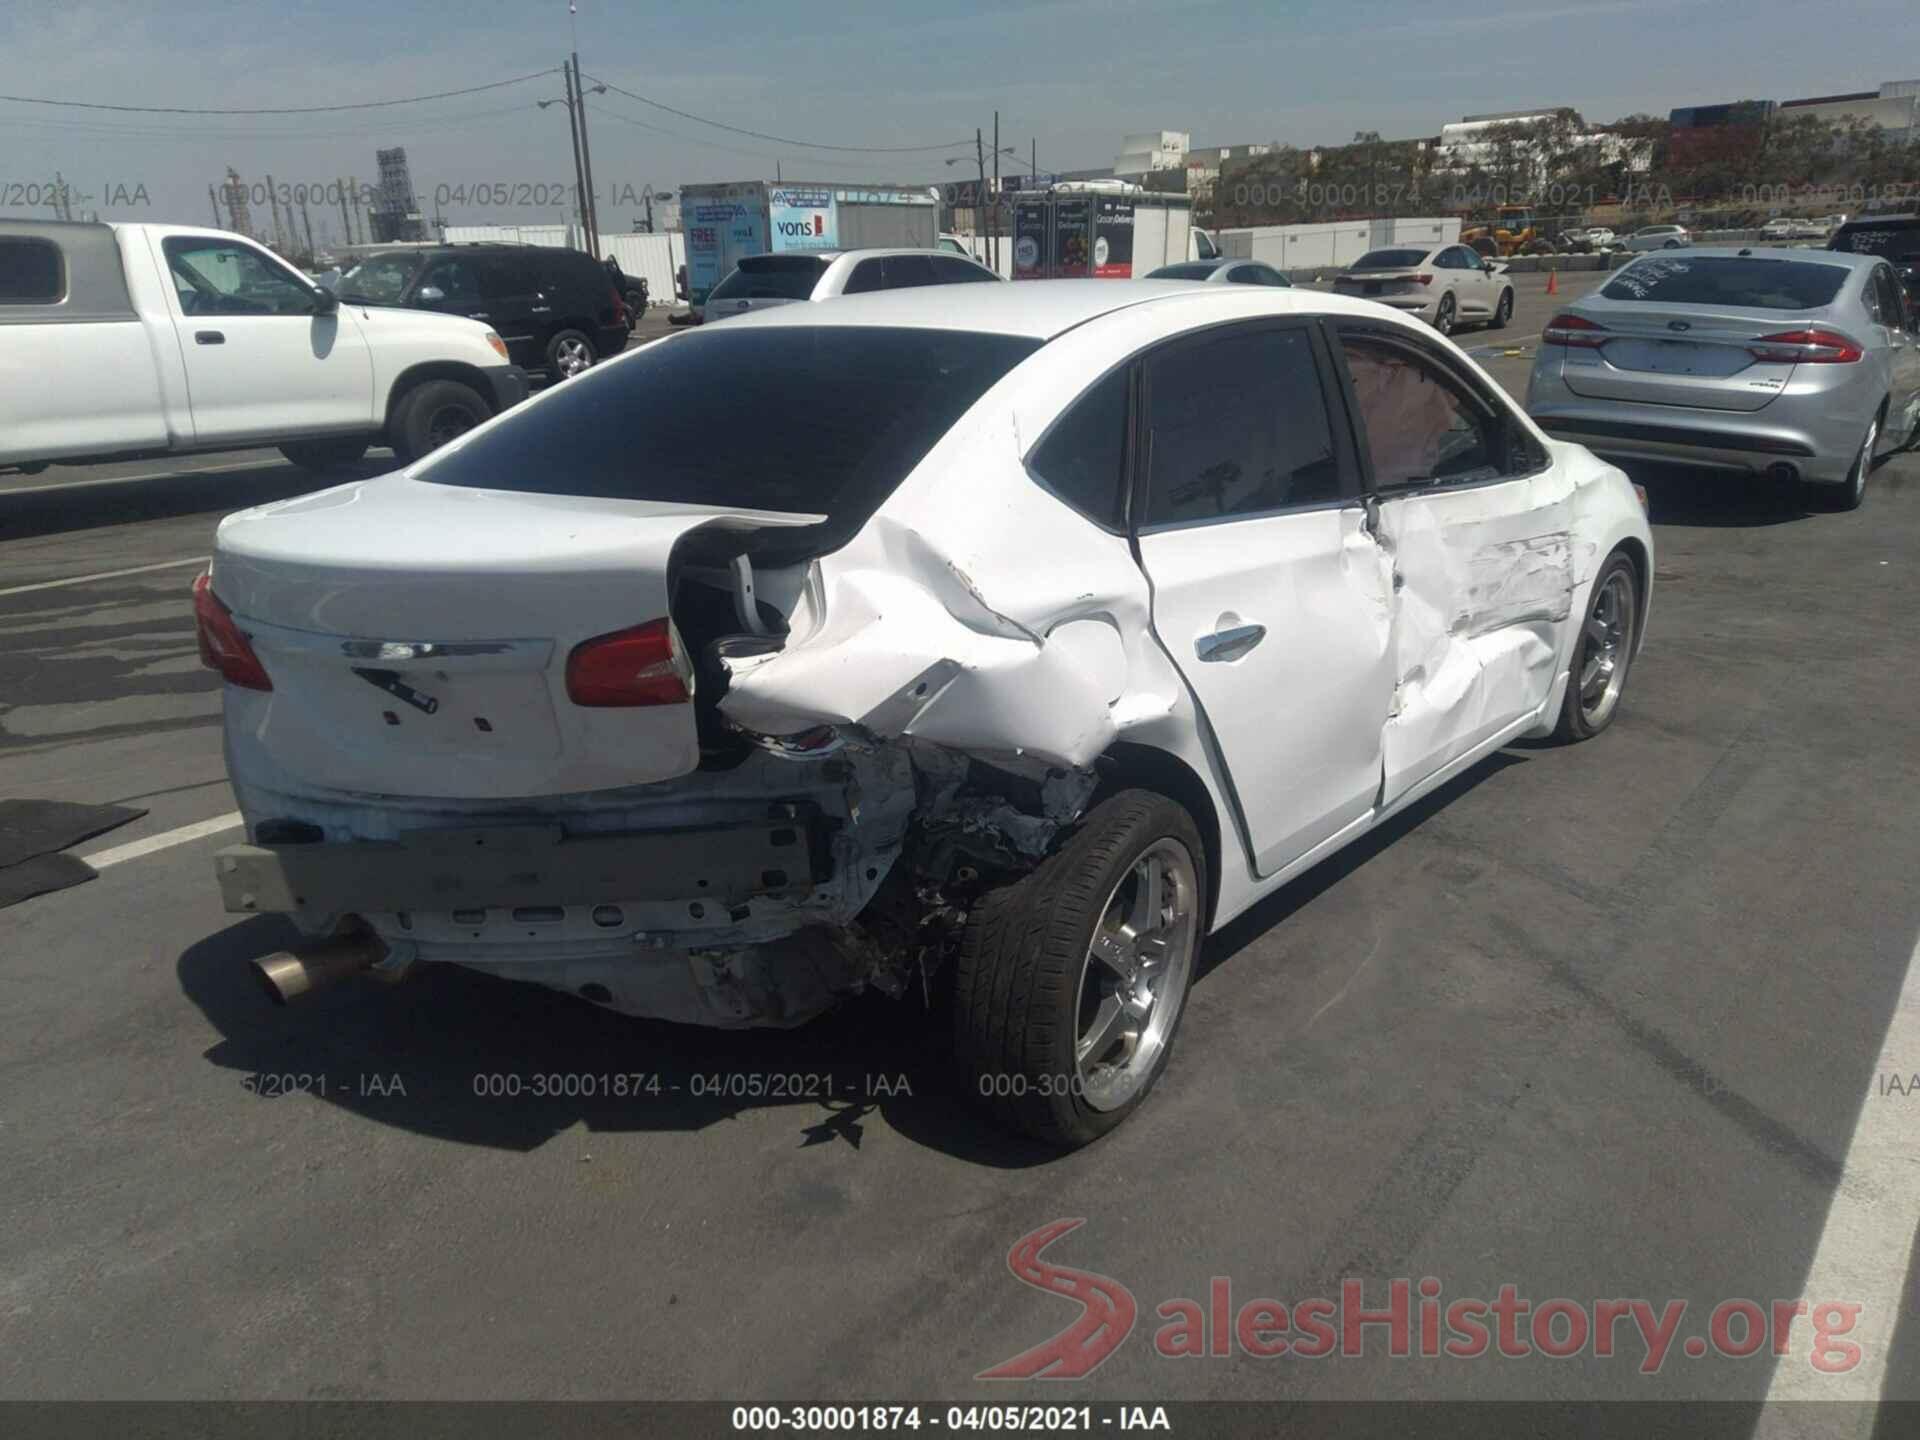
left=0, top=0, right=1908, bottom=237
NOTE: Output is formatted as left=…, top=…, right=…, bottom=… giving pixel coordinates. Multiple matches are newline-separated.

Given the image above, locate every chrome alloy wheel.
left=1074, top=838, right=1200, bottom=1112
left=554, top=335, right=593, bottom=378
left=1578, top=567, right=1636, bottom=729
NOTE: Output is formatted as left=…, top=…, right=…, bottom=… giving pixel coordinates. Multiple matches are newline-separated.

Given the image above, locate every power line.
left=583, top=73, right=971, bottom=155
left=0, top=101, right=546, bottom=143
left=584, top=102, right=882, bottom=172
left=0, top=70, right=560, bottom=116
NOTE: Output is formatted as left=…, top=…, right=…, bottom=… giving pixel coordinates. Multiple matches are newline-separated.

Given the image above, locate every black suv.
left=1829, top=214, right=1920, bottom=322
left=334, top=244, right=630, bottom=378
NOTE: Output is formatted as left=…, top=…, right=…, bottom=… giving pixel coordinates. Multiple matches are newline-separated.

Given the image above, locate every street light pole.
left=992, top=111, right=1000, bottom=271
left=552, top=68, right=593, bottom=253
left=571, top=53, right=601, bottom=259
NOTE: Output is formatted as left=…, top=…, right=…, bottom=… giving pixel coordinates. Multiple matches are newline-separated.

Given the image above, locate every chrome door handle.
left=1196, top=624, right=1266, bottom=663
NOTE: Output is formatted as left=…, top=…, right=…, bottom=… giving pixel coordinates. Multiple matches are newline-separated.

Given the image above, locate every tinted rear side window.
left=1028, top=367, right=1129, bottom=531
left=1352, top=249, right=1427, bottom=270
left=422, top=327, right=1040, bottom=545
left=0, top=237, right=66, bottom=303
left=710, top=257, right=826, bottom=301
left=1601, top=256, right=1849, bottom=309
left=1830, top=221, right=1920, bottom=256
left=1148, top=262, right=1219, bottom=280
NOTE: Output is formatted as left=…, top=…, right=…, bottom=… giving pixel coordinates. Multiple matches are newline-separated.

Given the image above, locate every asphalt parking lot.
left=4, top=275, right=1920, bottom=1416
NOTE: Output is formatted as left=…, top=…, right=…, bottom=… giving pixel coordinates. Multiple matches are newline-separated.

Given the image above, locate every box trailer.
left=1218, top=217, right=1462, bottom=273
left=1011, top=184, right=1212, bottom=280
left=679, top=180, right=940, bottom=308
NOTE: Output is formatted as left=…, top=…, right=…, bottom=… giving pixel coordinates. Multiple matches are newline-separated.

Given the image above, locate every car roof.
left=706, top=278, right=1425, bottom=340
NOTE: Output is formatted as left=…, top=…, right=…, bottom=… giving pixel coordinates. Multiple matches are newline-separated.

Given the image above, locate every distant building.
left=1777, top=80, right=1920, bottom=142
left=1430, top=109, right=1651, bottom=186
left=370, top=146, right=427, bottom=243
left=1114, top=130, right=1189, bottom=180
left=1184, top=143, right=1276, bottom=204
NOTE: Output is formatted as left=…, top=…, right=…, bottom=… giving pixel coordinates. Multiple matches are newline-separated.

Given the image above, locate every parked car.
left=1828, top=213, right=1920, bottom=320
left=201, top=280, right=1650, bottom=1147
left=1143, top=258, right=1292, bottom=286
left=701, top=247, right=999, bottom=322
left=1330, top=243, right=1515, bottom=335
left=333, top=242, right=629, bottom=379
left=0, top=220, right=525, bottom=477
left=1760, top=218, right=1827, bottom=241
left=1526, top=248, right=1920, bottom=511
left=603, top=255, right=649, bottom=329
left=1560, top=226, right=1617, bottom=253
left=1624, top=224, right=1692, bottom=252
left=938, top=233, right=975, bottom=257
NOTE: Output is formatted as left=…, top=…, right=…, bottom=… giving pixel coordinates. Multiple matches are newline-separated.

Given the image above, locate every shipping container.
left=1010, top=184, right=1210, bottom=280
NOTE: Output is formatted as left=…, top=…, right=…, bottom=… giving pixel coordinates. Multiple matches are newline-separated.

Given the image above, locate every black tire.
left=1490, top=288, right=1514, bottom=330
left=953, top=789, right=1207, bottom=1149
left=1810, top=410, right=1879, bottom=513
left=546, top=328, right=596, bottom=379
left=1432, top=293, right=1456, bottom=336
left=391, top=380, right=490, bottom=464
left=279, top=436, right=370, bottom=473
left=623, top=290, right=645, bottom=329
left=1553, top=550, right=1639, bottom=743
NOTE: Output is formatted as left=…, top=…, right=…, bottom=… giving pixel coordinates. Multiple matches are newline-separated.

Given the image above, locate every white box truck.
left=1218, top=217, right=1462, bottom=273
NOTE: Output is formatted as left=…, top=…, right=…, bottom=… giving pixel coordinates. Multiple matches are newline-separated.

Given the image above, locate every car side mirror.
left=1483, top=262, right=1497, bottom=274
left=310, top=286, right=338, bottom=315
left=416, top=285, right=446, bottom=304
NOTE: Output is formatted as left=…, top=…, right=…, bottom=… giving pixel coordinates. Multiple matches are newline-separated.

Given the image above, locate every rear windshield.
left=421, top=326, right=1041, bottom=548
left=709, top=256, right=830, bottom=302
left=1600, top=256, right=1850, bottom=309
left=1830, top=220, right=1920, bottom=257
left=1148, top=262, right=1219, bottom=280
left=1351, top=249, right=1427, bottom=270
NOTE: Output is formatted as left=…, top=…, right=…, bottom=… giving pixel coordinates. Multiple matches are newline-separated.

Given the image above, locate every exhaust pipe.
left=1766, top=462, right=1799, bottom=484
left=251, top=928, right=388, bottom=1006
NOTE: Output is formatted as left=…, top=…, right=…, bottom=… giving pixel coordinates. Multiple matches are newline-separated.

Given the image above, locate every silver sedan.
left=1143, top=258, right=1293, bottom=286
left=1526, top=247, right=1920, bottom=510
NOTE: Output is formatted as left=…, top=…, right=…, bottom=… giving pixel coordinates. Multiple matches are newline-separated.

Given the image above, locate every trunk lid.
left=1334, top=268, right=1430, bottom=299
left=1558, top=305, right=1800, bottom=412
left=212, top=476, right=818, bottom=799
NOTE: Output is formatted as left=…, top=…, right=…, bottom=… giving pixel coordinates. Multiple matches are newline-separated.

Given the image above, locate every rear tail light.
left=566, top=618, right=691, bottom=707
left=610, top=284, right=627, bottom=326
left=1748, top=328, right=1862, bottom=364
left=1543, top=312, right=1608, bottom=348
left=1412, top=273, right=1433, bottom=286
left=192, top=572, right=273, bottom=691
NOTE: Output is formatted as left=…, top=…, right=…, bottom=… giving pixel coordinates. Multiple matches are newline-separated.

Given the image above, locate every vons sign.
left=769, top=188, right=837, bottom=252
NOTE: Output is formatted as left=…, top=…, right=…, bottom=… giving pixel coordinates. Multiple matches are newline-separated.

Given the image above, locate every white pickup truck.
left=0, top=220, right=528, bottom=476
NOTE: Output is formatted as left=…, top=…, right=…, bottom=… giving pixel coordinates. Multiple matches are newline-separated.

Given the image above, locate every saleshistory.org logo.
left=978, top=1220, right=1864, bottom=1380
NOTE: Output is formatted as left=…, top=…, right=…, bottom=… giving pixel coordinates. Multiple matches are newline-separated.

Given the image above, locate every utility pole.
left=992, top=110, right=1000, bottom=271
left=975, top=128, right=986, bottom=244
left=1032, top=138, right=1038, bottom=184
left=209, top=185, right=221, bottom=226
left=299, top=190, right=316, bottom=264
left=558, top=61, right=593, bottom=253
left=571, top=54, right=601, bottom=258
left=337, top=177, right=353, bottom=249
left=265, top=173, right=285, bottom=251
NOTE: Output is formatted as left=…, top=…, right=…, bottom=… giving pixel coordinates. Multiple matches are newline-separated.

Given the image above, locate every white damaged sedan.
left=201, top=280, right=1652, bottom=1146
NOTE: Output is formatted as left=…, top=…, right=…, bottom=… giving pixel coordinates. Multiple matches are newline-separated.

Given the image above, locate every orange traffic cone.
left=1546, top=267, right=1559, bottom=297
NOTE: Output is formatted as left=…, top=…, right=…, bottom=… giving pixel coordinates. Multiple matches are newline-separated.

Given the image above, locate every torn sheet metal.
left=1375, top=480, right=1576, bottom=808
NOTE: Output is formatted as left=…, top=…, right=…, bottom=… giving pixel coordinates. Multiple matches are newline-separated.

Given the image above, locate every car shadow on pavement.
left=1198, top=751, right=1528, bottom=980
left=177, top=914, right=1063, bottom=1169
left=0, top=459, right=390, bottom=541
left=1628, top=465, right=1812, bottom=529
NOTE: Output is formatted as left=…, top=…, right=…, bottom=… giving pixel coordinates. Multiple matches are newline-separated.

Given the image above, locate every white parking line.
left=82, top=812, right=241, bottom=869
left=1758, top=929, right=1920, bottom=1422
left=0, top=555, right=210, bottom=598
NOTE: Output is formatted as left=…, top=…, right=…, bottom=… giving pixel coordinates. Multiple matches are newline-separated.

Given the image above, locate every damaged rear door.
left=1134, top=319, right=1396, bottom=876
left=1326, top=324, right=1574, bottom=808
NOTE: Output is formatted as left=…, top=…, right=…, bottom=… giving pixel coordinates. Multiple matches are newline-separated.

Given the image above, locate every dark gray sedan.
left=1526, top=248, right=1920, bottom=511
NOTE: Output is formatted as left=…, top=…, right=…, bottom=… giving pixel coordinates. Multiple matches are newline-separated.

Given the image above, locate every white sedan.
left=700, top=247, right=999, bottom=321
left=199, top=282, right=1652, bottom=1147
left=1331, top=243, right=1516, bottom=335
